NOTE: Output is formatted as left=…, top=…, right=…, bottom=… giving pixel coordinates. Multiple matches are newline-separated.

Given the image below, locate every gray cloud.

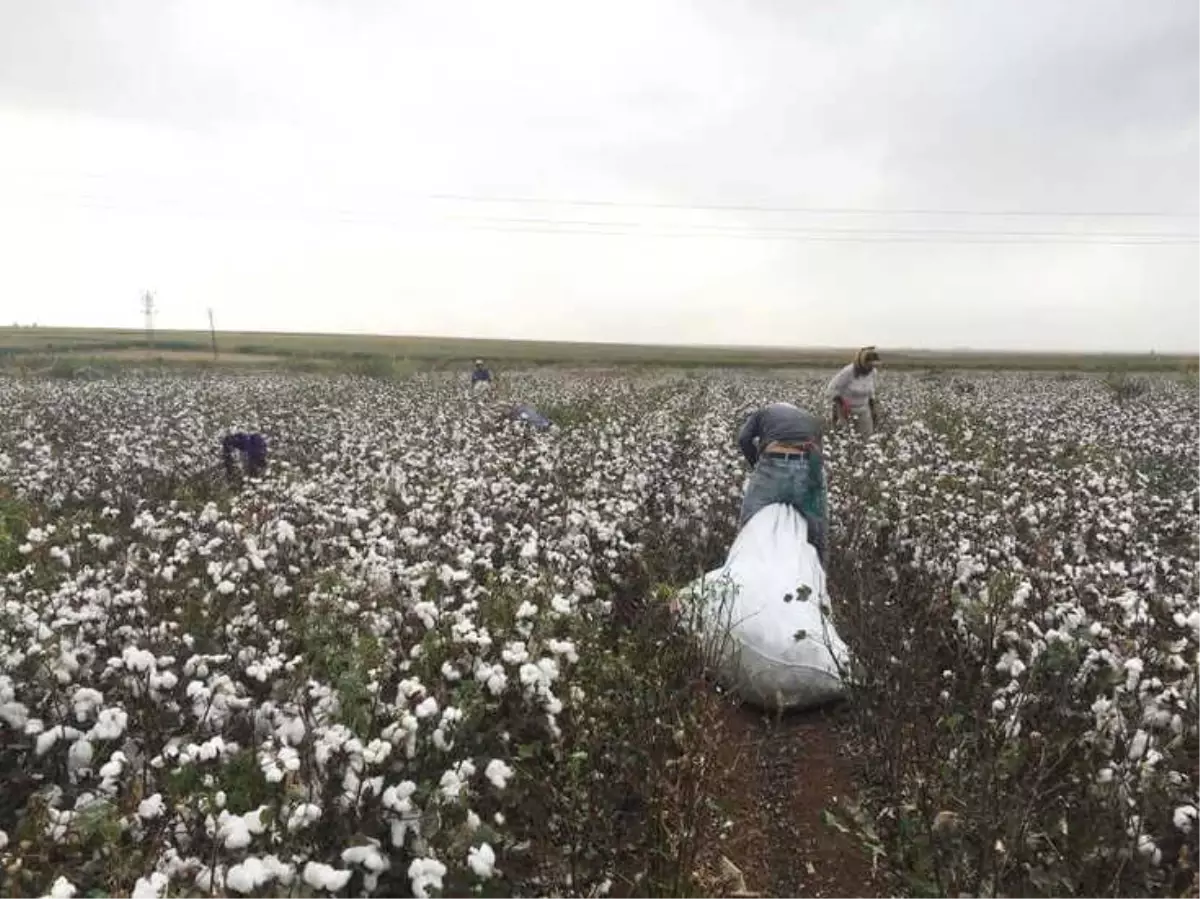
left=0, top=0, right=1195, bottom=352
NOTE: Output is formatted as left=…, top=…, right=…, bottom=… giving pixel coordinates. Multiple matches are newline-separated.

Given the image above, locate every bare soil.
left=700, top=698, right=887, bottom=898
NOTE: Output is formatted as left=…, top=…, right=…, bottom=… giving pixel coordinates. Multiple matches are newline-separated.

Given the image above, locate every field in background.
left=0, top=325, right=1196, bottom=374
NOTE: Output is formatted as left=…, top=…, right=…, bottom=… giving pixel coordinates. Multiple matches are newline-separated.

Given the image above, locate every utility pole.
left=142, top=291, right=156, bottom=348
left=208, top=308, right=219, bottom=360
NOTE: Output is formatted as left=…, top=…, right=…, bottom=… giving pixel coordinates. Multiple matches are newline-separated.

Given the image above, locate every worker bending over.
left=737, top=402, right=828, bottom=564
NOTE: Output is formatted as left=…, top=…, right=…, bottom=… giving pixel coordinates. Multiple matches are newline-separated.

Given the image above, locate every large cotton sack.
left=681, top=503, right=849, bottom=711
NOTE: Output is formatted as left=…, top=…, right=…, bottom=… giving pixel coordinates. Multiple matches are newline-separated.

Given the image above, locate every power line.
left=10, top=189, right=1198, bottom=245
left=440, top=213, right=1199, bottom=241
left=16, top=171, right=1200, bottom=219
left=437, top=222, right=1198, bottom=246
left=418, top=191, right=1199, bottom=220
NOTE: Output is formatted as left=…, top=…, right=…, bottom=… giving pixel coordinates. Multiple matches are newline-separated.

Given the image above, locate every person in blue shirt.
left=737, top=402, right=828, bottom=564
left=222, top=431, right=268, bottom=481
left=471, top=359, right=493, bottom=385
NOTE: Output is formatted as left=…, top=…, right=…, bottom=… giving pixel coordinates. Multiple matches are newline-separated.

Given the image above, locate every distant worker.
left=471, top=359, right=493, bottom=387
left=737, top=403, right=828, bottom=564
left=222, top=431, right=268, bottom=481
left=826, top=346, right=881, bottom=437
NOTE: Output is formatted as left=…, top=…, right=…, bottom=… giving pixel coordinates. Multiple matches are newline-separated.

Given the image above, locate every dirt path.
left=702, top=699, right=886, bottom=898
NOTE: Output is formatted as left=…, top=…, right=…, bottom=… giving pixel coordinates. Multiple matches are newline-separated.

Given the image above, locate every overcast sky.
left=0, top=0, right=1196, bottom=353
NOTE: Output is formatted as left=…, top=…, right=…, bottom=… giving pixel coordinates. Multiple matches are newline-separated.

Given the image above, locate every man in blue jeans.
left=737, top=402, right=828, bottom=565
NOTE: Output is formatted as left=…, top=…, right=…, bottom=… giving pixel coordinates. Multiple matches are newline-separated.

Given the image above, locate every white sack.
left=681, top=503, right=849, bottom=711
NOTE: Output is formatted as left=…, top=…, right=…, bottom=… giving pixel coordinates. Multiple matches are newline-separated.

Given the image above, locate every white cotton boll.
left=130, top=872, right=169, bottom=899
left=1128, top=729, right=1149, bottom=761
left=279, top=746, right=301, bottom=772
left=138, top=794, right=166, bottom=821
left=277, top=715, right=305, bottom=746
left=219, top=814, right=252, bottom=850
left=1137, top=834, right=1162, bottom=864
left=407, top=857, right=447, bottom=899
left=486, top=670, right=508, bottom=696
left=243, top=807, right=268, bottom=835
left=1124, top=657, right=1144, bottom=690
left=382, top=781, right=417, bottom=813
left=91, top=707, right=129, bottom=741
left=98, top=752, right=126, bottom=782
left=519, top=663, right=542, bottom=689
left=501, top=642, right=529, bottom=665
left=67, top=739, right=94, bottom=773
left=466, top=810, right=481, bottom=832
left=547, top=639, right=579, bottom=664
left=122, top=647, right=156, bottom=673
left=193, top=866, right=216, bottom=894
left=1174, top=805, right=1197, bottom=833
left=467, top=843, right=496, bottom=879
left=364, top=739, right=392, bottom=765
left=515, top=601, right=538, bottom=619
left=46, top=876, right=77, bottom=898
left=439, top=768, right=466, bottom=801
left=415, top=697, right=439, bottom=719
left=0, top=829, right=7, bottom=850
left=485, top=759, right=513, bottom=790
left=217, top=580, right=236, bottom=595
left=0, top=702, right=29, bottom=730
left=226, top=858, right=271, bottom=894
left=36, top=726, right=63, bottom=757
left=70, top=688, right=103, bottom=723
left=302, top=862, right=352, bottom=892
left=285, top=803, right=322, bottom=832
left=342, top=843, right=390, bottom=873
left=994, top=649, right=1025, bottom=679
left=397, top=678, right=426, bottom=700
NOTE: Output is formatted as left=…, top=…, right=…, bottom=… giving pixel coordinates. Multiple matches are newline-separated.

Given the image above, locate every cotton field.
left=0, top=367, right=1196, bottom=898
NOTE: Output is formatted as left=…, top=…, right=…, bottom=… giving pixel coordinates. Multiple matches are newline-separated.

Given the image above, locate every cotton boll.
left=218, top=813, right=252, bottom=850
left=468, top=843, right=497, bottom=879
left=342, top=844, right=387, bottom=871
left=226, top=858, right=271, bottom=894
left=485, top=759, right=514, bottom=790
left=407, top=857, right=447, bottom=898
left=46, top=877, right=77, bottom=899
left=286, top=802, right=322, bottom=833
left=1174, top=805, right=1198, bottom=834
left=130, top=873, right=169, bottom=899
left=302, top=861, right=352, bottom=892
left=415, top=697, right=439, bottom=719
left=138, top=793, right=166, bottom=821
left=90, top=708, right=129, bottom=741
left=66, top=739, right=94, bottom=775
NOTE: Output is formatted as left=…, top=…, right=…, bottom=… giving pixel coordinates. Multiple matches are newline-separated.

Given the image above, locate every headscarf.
left=853, top=345, right=880, bottom=374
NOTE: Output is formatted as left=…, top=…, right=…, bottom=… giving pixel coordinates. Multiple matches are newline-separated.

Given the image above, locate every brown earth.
left=699, top=699, right=888, bottom=899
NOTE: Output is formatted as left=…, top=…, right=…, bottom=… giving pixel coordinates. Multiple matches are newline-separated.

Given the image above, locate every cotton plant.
left=0, top=368, right=1194, bottom=897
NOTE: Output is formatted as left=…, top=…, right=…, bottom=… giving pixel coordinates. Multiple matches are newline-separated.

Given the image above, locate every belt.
left=763, top=450, right=810, bottom=461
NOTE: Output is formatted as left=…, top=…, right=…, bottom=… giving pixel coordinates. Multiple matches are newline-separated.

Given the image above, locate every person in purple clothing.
left=471, top=359, right=493, bottom=385
left=222, top=431, right=268, bottom=480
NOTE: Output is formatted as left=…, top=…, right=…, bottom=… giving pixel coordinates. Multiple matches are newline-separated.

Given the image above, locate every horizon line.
left=0, top=323, right=1196, bottom=359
